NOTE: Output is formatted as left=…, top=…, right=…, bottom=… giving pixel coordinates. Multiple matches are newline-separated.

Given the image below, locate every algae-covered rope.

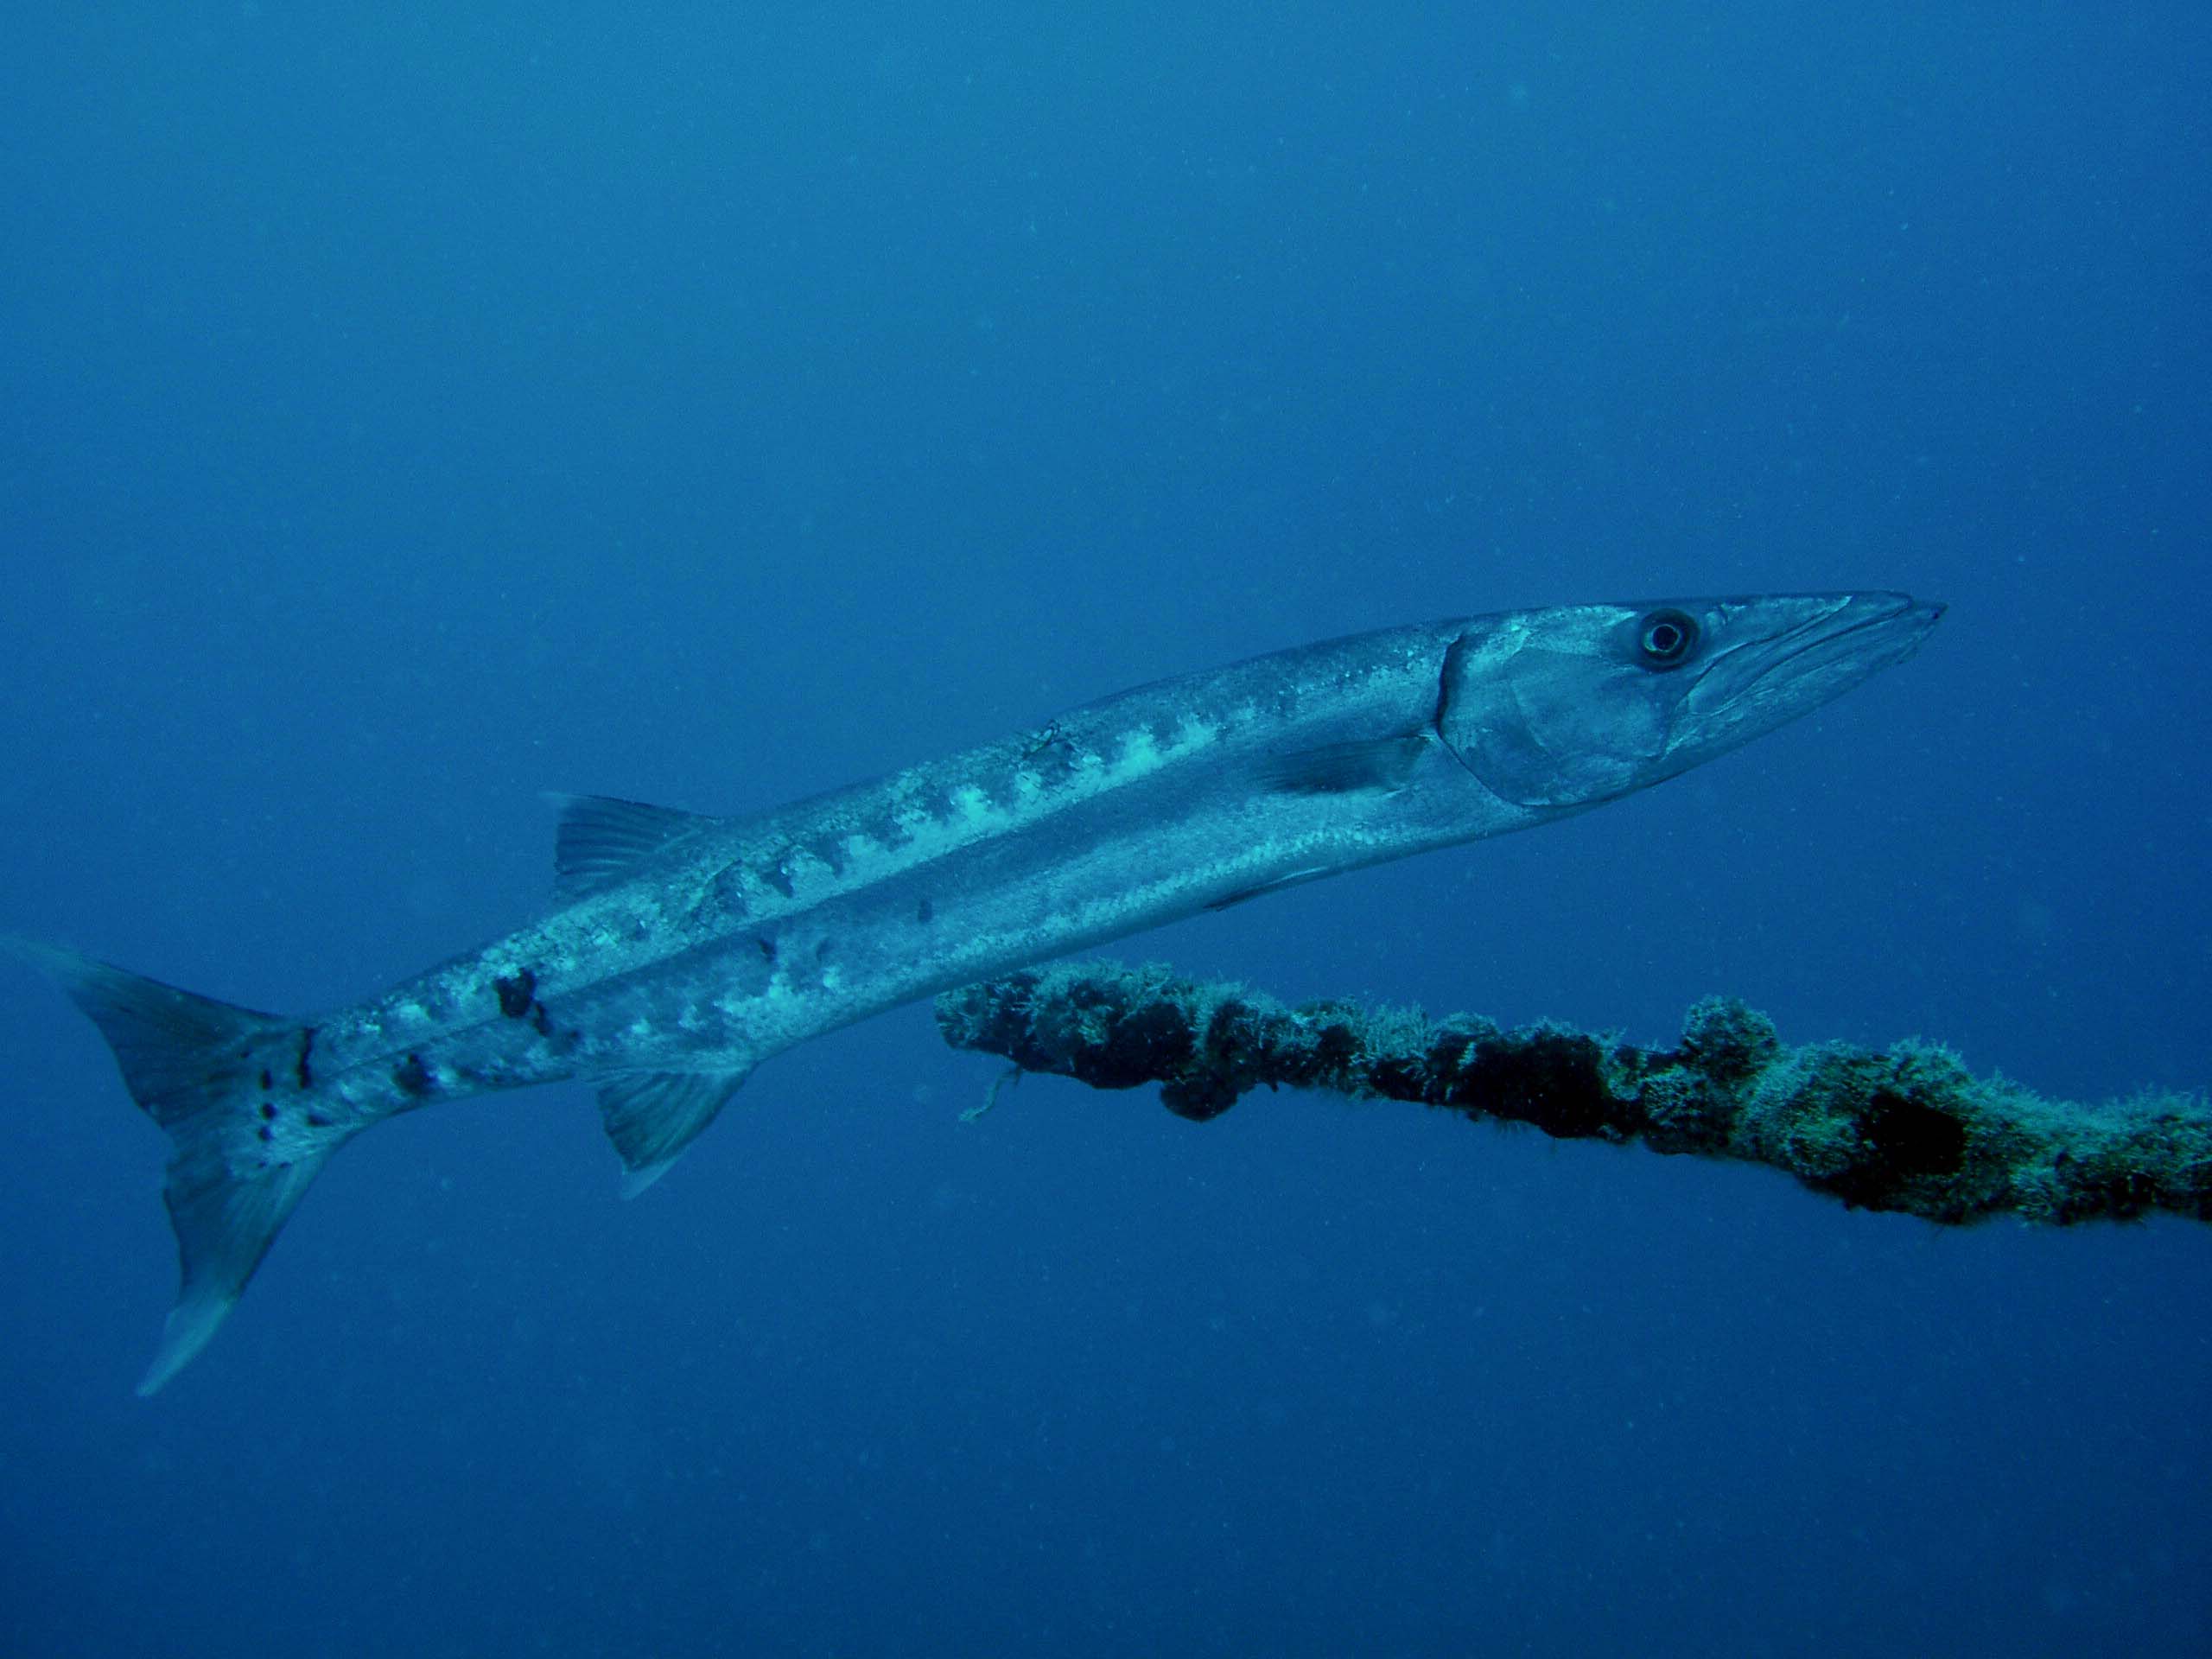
left=935, top=962, right=2211, bottom=1227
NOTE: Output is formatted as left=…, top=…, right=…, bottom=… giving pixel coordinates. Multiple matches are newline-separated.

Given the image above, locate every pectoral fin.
left=1254, top=734, right=1430, bottom=796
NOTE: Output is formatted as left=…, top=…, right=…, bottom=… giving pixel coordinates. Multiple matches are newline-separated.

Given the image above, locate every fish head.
left=1438, top=591, right=1943, bottom=810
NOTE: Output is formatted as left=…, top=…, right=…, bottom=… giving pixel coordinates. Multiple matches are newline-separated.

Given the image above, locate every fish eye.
left=1636, top=608, right=1699, bottom=670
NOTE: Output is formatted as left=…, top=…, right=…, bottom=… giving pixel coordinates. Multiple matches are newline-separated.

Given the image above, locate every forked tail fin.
left=9, top=939, right=349, bottom=1395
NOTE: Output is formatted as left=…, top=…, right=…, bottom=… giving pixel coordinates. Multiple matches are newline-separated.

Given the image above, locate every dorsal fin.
left=548, top=794, right=721, bottom=899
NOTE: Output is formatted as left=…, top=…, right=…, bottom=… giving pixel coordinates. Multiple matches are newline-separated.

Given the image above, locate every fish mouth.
left=1704, top=591, right=1945, bottom=709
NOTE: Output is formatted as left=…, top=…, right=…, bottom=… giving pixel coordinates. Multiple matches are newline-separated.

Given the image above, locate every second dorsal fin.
left=548, top=793, right=721, bottom=899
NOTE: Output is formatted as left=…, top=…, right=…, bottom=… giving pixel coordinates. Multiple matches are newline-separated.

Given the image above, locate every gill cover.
left=1435, top=592, right=1942, bottom=812
left=1439, top=603, right=1710, bottom=809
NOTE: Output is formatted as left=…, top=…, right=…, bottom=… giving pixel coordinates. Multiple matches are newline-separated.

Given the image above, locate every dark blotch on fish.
left=494, top=969, right=537, bottom=1019
left=393, top=1053, right=435, bottom=1097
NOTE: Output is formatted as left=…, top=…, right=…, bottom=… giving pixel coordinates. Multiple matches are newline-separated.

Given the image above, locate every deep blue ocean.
left=3, top=6, right=2207, bottom=1655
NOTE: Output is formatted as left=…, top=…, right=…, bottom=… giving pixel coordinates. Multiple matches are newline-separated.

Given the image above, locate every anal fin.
left=596, top=1068, right=752, bottom=1197
left=549, top=794, right=724, bottom=899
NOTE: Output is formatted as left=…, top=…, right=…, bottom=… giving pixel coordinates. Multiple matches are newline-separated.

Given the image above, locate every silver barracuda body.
left=15, top=590, right=1942, bottom=1390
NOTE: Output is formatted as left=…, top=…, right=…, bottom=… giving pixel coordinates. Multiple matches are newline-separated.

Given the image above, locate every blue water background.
left=3, top=5, right=2207, bottom=1654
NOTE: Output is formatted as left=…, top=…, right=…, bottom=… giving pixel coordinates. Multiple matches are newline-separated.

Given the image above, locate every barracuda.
left=15, top=590, right=1941, bottom=1392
